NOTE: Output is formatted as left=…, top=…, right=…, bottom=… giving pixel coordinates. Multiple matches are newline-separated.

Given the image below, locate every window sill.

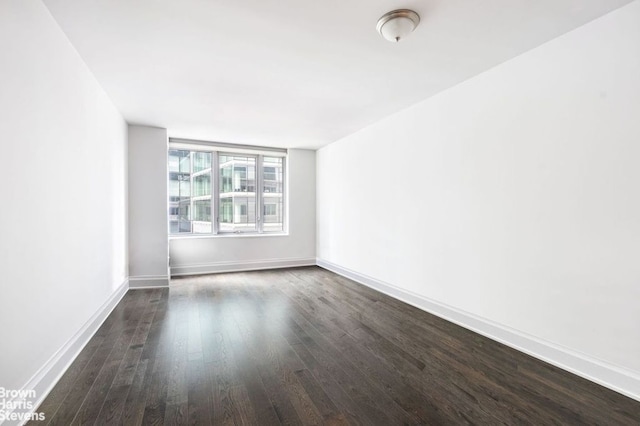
left=169, top=232, right=289, bottom=240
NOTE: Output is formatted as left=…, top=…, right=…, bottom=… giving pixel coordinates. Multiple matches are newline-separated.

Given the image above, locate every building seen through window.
left=168, top=148, right=284, bottom=234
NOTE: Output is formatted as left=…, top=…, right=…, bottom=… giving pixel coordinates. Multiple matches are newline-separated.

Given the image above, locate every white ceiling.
left=43, top=0, right=631, bottom=149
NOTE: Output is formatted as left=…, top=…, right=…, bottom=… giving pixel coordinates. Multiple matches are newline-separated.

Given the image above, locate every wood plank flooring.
left=30, top=266, right=640, bottom=425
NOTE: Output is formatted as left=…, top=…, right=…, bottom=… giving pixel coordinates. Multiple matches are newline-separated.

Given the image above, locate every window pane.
left=220, top=197, right=233, bottom=223
left=169, top=149, right=192, bottom=233
left=179, top=152, right=190, bottom=173
left=193, top=152, right=211, bottom=173
left=262, top=156, right=284, bottom=232
left=191, top=151, right=212, bottom=234
left=193, top=200, right=212, bottom=233
left=219, top=155, right=257, bottom=232
left=168, top=149, right=212, bottom=234
left=193, top=174, right=210, bottom=197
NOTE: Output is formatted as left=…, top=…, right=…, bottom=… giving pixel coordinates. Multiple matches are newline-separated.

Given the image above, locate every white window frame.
left=168, top=138, right=287, bottom=236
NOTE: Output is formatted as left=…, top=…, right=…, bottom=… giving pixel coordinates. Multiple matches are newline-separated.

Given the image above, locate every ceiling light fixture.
left=376, top=9, right=420, bottom=42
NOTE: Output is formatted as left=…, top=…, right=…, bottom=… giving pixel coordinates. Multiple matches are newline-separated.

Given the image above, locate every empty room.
left=1, top=0, right=639, bottom=424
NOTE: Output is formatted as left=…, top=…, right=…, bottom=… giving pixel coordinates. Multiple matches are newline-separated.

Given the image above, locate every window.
left=218, top=155, right=257, bottom=232
left=262, top=156, right=284, bottom=232
left=168, top=140, right=286, bottom=235
left=168, top=149, right=195, bottom=233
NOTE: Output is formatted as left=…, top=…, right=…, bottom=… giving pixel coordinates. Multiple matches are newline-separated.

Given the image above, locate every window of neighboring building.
left=168, top=139, right=286, bottom=235
left=264, top=204, right=276, bottom=216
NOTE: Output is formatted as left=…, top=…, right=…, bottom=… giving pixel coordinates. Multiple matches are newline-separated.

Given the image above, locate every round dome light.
left=376, top=9, right=420, bottom=42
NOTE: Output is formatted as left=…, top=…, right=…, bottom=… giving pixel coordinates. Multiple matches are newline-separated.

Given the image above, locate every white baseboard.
left=316, top=258, right=640, bottom=402
left=128, top=275, right=169, bottom=288
left=170, top=257, right=316, bottom=276
left=4, top=279, right=129, bottom=425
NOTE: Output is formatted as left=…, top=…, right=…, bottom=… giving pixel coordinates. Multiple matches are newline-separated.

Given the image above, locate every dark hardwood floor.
left=31, top=266, right=639, bottom=425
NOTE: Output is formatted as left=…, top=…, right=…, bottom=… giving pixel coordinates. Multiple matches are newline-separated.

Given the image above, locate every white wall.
left=128, top=125, right=169, bottom=286
left=170, top=149, right=316, bottom=274
left=317, top=0, right=640, bottom=396
left=0, top=0, right=127, bottom=396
